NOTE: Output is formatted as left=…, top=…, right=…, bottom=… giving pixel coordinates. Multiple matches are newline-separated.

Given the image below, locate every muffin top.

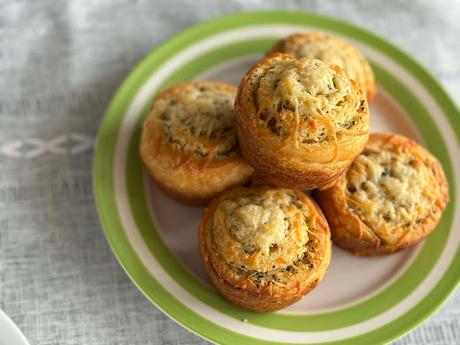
left=268, top=32, right=376, bottom=99
left=206, top=187, right=329, bottom=286
left=345, top=133, right=448, bottom=243
left=237, top=54, right=368, bottom=154
left=151, top=81, right=237, bottom=158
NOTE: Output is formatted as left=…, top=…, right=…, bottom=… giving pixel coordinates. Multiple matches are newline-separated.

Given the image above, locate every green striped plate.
left=93, top=11, right=460, bottom=345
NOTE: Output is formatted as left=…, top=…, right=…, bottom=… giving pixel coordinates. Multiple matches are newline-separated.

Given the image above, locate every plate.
left=0, top=310, right=30, bottom=345
left=93, top=11, right=460, bottom=345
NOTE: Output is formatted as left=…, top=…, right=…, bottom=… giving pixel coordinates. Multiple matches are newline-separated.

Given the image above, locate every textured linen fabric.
left=0, top=0, right=459, bottom=344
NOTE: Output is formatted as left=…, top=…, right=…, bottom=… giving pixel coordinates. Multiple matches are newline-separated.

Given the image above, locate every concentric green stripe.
left=94, top=11, right=460, bottom=345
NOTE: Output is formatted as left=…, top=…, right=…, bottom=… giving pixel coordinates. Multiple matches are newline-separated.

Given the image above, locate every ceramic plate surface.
left=93, top=11, right=460, bottom=345
left=0, top=310, right=30, bottom=345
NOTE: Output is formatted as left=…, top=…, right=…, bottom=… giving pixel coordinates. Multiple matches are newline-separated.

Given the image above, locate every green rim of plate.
left=93, top=11, right=460, bottom=345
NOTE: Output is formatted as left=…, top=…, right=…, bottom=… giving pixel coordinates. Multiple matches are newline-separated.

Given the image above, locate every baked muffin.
left=268, top=32, right=377, bottom=101
left=140, top=81, right=253, bottom=206
left=235, top=54, right=370, bottom=190
left=314, top=132, right=449, bottom=256
left=199, top=186, right=332, bottom=312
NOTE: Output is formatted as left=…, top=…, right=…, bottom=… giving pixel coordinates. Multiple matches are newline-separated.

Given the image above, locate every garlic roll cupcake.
left=314, top=132, right=449, bottom=255
left=140, top=81, right=253, bottom=206
left=199, top=187, right=331, bottom=312
left=268, top=32, right=377, bottom=100
left=235, top=54, right=369, bottom=189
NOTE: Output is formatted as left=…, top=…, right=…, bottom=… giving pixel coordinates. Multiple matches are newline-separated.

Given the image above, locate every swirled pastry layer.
left=268, top=32, right=377, bottom=100
left=154, top=83, right=237, bottom=157
left=213, top=189, right=310, bottom=273
left=253, top=57, right=366, bottom=146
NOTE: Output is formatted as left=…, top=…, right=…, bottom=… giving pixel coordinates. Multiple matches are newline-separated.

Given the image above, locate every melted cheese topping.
left=278, top=33, right=372, bottom=97
left=153, top=83, right=237, bottom=156
left=212, top=189, right=310, bottom=272
left=346, top=146, right=439, bottom=242
left=252, top=57, right=367, bottom=146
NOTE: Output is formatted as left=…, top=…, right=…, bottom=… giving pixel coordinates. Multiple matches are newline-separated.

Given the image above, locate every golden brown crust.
left=245, top=171, right=276, bottom=188
left=140, top=81, right=254, bottom=206
left=199, top=187, right=332, bottom=312
left=268, top=32, right=377, bottom=101
left=314, top=132, right=449, bottom=255
left=235, top=54, right=369, bottom=190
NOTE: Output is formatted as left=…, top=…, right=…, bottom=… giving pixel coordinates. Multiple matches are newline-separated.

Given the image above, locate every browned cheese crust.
left=268, top=32, right=377, bottom=101
left=140, top=81, right=254, bottom=206
left=235, top=54, right=369, bottom=189
left=199, top=186, right=332, bottom=312
left=314, top=132, right=449, bottom=255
